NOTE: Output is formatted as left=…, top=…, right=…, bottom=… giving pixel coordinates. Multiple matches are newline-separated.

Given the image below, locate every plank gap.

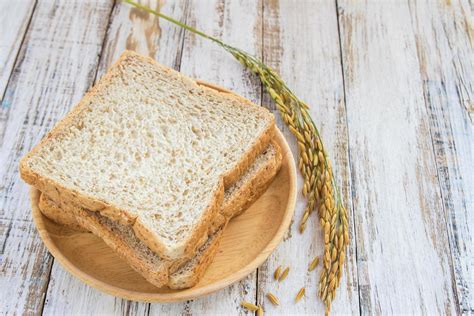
left=334, top=0, right=363, bottom=315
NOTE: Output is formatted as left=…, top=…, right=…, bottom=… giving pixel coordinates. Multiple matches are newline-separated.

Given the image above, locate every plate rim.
left=30, top=80, right=297, bottom=302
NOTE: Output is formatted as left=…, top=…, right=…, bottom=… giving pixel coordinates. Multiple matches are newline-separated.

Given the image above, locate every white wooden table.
left=1, top=0, right=472, bottom=314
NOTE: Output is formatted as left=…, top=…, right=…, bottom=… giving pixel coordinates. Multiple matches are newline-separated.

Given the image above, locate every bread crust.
left=168, top=226, right=225, bottom=289
left=223, top=140, right=282, bottom=218
left=20, top=50, right=275, bottom=260
left=209, top=140, right=282, bottom=234
left=38, top=193, right=87, bottom=232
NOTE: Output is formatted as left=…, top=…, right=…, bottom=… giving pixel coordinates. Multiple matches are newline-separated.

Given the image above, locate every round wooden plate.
left=30, top=81, right=297, bottom=302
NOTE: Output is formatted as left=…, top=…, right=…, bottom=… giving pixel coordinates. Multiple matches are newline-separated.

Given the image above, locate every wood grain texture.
left=96, top=0, right=189, bottom=78
left=44, top=264, right=149, bottom=316
left=0, top=0, right=37, bottom=147
left=0, top=0, right=36, bottom=100
left=0, top=0, right=113, bottom=314
left=407, top=0, right=474, bottom=312
left=149, top=0, right=264, bottom=314
left=41, top=1, right=189, bottom=314
left=256, top=0, right=359, bottom=314
left=337, top=0, right=461, bottom=314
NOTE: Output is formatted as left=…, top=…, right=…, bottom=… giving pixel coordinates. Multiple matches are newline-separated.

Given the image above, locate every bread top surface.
left=20, top=51, right=274, bottom=256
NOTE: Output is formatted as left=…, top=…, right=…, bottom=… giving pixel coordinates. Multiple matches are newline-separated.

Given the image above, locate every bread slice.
left=38, top=143, right=282, bottom=288
left=20, top=51, right=275, bottom=260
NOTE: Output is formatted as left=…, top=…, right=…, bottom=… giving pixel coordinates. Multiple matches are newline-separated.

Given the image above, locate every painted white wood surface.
left=0, top=0, right=36, bottom=99
left=406, top=0, right=474, bottom=312
left=44, top=264, right=149, bottom=316
left=96, top=0, right=188, bottom=78
left=0, top=0, right=472, bottom=314
left=337, top=0, right=462, bottom=314
left=0, top=0, right=113, bottom=314
left=256, top=0, right=359, bottom=314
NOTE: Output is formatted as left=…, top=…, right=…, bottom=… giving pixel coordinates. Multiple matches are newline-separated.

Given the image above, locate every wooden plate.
left=30, top=81, right=297, bottom=302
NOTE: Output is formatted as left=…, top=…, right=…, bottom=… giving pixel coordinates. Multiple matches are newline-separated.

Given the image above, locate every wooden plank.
left=256, top=0, right=359, bottom=314
left=150, top=274, right=258, bottom=315
left=96, top=0, right=189, bottom=78
left=0, top=0, right=113, bottom=314
left=407, top=0, right=474, bottom=312
left=0, top=0, right=36, bottom=99
left=337, top=1, right=460, bottom=313
left=43, top=264, right=149, bottom=315
left=41, top=1, right=190, bottom=314
left=149, top=0, right=263, bottom=314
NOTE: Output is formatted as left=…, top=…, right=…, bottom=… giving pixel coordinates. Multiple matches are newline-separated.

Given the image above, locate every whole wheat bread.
left=38, top=142, right=282, bottom=288
left=38, top=196, right=87, bottom=232
left=20, top=51, right=275, bottom=260
left=168, top=227, right=224, bottom=289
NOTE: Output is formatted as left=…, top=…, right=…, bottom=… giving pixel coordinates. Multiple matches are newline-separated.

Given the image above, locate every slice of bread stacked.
left=20, top=51, right=282, bottom=289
